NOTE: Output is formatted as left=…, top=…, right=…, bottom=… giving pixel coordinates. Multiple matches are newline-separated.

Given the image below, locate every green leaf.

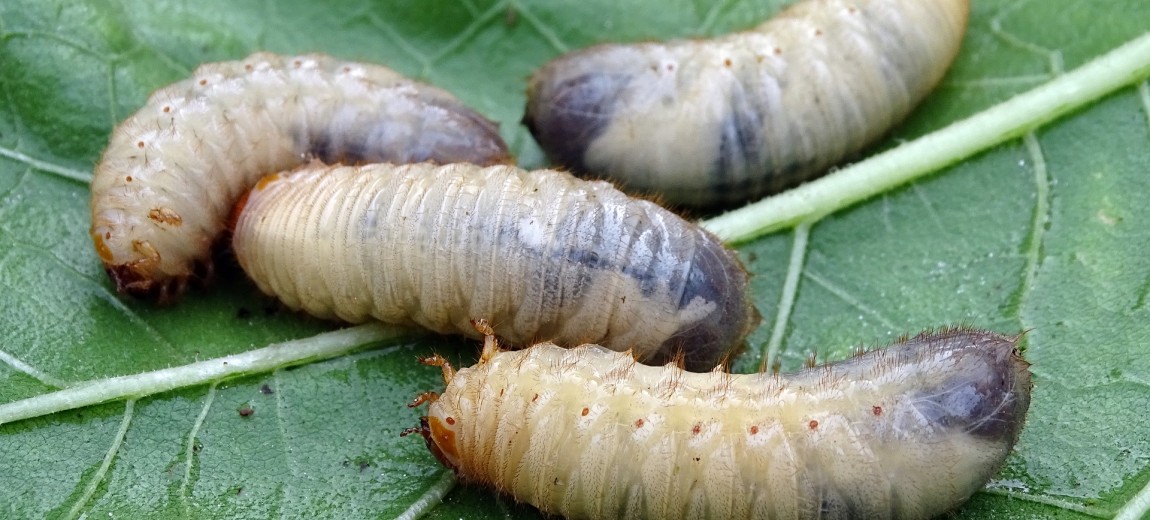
left=1, top=0, right=1148, bottom=518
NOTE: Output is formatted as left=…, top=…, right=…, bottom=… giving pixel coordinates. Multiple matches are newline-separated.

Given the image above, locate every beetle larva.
left=524, top=0, right=969, bottom=208
left=89, top=52, right=511, bottom=300
left=230, top=163, right=758, bottom=369
left=406, top=325, right=1031, bottom=520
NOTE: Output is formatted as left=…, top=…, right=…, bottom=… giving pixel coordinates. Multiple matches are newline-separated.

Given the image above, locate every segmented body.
left=412, top=328, right=1031, bottom=520
left=231, top=163, right=757, bottom=368
left=524, top=0, right=969, bottom=207
left=90, top=52, right=510, bottom=300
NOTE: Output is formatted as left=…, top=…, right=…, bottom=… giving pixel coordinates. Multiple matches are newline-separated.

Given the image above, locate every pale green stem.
left=0, top=324, right=408, bottom=426
left=702, top=32, right=1150, bottom=243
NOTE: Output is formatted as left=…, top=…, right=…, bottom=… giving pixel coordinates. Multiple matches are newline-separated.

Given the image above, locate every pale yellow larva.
left=407, top=325, right=1031, bottom=520
left=89, top=52, right=511, bottom=300
left=230, top=163, right=758, bottom=369
left=524, top=0, right=969, bottom=208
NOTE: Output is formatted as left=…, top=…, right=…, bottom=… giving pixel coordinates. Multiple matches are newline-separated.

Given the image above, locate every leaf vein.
left=982, top=486, right=1112, bottom=518
left=1010, top=132, right=1051, bottom=326
left=364, top=12, right=431, bottom=69
left=761, top=221, right=811, bottom=371
left=802, top=269, right=898, bottom=331
left=0, top=347, right=68, bottom=389
left=426, top=1, right=508, bottom=70
left=273, top=369, right=295, bottom=508
left=697, top=0, right=741, bottom=34
left=64, top=399, right=135, bottom=520
left=1140, top=80, right=1150, bottom=138
left=514, top=2, right=570, bottom=54
left=180, top=383, right=217, bottom=516
left=989, top=2, right=1065, bottom=74
left=0, top=146, right=90, bottom=183
left=393, top=471, right=456, bottom=520
left=0, top=234, right=177, bottom=354
left=0, top=30, right=110, bottom=60
left=910, top=184, right=946, bottom=231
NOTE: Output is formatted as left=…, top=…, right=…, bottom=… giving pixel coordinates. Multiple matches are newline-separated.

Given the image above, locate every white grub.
left=409, top=326, right=1031, bottom=520
left=90, top=52, right=510, bottom=300
left=231, top=163, right=757, bottom=369
left=525, top=0, right=970, bottom=208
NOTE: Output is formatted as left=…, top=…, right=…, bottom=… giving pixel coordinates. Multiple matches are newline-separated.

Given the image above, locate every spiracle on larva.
left=230, top=163, right=759, bottom=369
left=89, top=52, right=511, bottom=301
left=523, top=0, right=970, bottom=208
left=406, top=322, right=1031, bottom=520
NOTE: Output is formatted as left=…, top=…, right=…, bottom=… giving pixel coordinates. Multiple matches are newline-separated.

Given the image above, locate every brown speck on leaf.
left=238, top=405, right=254, bottom=417
left=345, top=457, right=373, bottom=471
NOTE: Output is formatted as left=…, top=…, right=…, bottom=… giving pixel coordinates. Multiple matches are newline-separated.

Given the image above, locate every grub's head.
left=401, top=350, right=466, bottom=473
left=407, top=413, right=463, bottom=472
